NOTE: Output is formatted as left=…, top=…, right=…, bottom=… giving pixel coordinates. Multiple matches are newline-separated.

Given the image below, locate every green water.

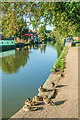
left=0, top=42, right=60, bottom=119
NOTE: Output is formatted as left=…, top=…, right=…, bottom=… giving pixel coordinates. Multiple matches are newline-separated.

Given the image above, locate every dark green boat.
left=0, top=32, right=16, bottom=51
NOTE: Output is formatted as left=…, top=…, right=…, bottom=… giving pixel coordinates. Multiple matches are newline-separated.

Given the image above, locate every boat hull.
left=0, top=45, right=16, bottom=52
left=0, top=40, right=16, bottom=51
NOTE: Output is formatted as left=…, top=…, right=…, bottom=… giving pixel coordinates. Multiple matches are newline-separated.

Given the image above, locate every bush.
left=51, top=47, right=68, bottom=72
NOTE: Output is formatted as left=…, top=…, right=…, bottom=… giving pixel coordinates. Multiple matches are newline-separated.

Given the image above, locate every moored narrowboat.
left=0, top=32, right=16, bottom=51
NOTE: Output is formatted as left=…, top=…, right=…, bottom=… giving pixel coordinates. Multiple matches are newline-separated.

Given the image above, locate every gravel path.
left=11, top=47, right=78, bottom=118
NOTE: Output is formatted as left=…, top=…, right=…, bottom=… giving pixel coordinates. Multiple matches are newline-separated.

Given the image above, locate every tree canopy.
left=1, top=2, right=80, bottom=38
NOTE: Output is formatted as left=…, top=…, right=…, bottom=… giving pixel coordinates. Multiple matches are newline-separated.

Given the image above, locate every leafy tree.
left=1, top=2, right=80, bottom=39
left=38, top=32, right=47, bottom=40
left=14, top=27, right=28, bottom=40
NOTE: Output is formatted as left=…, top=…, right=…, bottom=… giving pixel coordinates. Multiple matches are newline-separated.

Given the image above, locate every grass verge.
left=51, top=47, right=68, bottom=72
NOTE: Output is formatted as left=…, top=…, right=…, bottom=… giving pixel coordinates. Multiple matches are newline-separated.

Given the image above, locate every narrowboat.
left=0, top=32, right=16, bottom=51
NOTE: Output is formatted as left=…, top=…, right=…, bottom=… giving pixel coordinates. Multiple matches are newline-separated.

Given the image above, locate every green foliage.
left=75, top=43, right=80, bottom=47
left=38, top=32, right=47, bottom=40
left=48, top=32, right=55, bottom=38
left=51, top=47, right=68, bottom=72
left=1, top=2, right=80, bottom=39
left=38, top=25, right=46, bottom=33
left=46, top=30, right=52, bottom=33
left=14, top=27, right=28, bottom=39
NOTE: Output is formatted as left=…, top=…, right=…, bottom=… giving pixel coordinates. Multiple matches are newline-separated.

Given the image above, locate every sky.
left=24, top=15, right=55, bottom=31
left=29, top=24, right=55, bottom=31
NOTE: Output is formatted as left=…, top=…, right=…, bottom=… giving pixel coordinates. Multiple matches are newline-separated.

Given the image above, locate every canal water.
left=1, top=42, right=59, bottom=118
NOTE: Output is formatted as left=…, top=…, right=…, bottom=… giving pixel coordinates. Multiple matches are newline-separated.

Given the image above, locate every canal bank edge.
left=10, top=47, right=78, bottom=118
left=10, top=47, right=67, bottom=118
left=10, top=46, right=69, bottom=118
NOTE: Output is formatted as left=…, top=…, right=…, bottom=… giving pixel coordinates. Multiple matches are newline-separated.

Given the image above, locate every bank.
left=10, top=47, right=78, bottom=118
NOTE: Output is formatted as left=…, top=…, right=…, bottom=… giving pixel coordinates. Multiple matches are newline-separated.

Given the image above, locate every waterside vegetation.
left=51, top=47, right=68, bottom=72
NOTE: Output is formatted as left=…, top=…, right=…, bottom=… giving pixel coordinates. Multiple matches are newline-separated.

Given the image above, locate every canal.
left=1, top=42, right=59, bottom=118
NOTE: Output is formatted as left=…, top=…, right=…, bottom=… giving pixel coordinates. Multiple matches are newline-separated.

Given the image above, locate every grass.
left=75, top=44, right=80, bottom=47
left=74, top=40, right=80, bottom=42
left=51, top=47, right=68, bottom=72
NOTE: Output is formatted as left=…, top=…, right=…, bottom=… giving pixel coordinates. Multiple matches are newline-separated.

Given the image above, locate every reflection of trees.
left=40, top=44, right=46, bottom=53
left=33, top=44, right=40, bottom=50
left=46, top=40, right=64, bottom=57
left=1, top=50, right=29, bottom=74
left=47, top=41, right=54, bottom=47
left=54, top=41, right=64, bottom=57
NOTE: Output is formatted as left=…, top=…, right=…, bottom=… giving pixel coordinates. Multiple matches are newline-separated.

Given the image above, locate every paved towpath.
left=11, top=47, right=78, bottom=118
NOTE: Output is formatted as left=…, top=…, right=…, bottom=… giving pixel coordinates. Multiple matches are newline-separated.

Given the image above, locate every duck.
left=43, top=95, right=55, bottom=105
left=38, top=85, right=47, bottom=92
left=51, top=82, right=55, bottom=88
left=23, top=104, right=38, bottom=111
left=32, top=95, right=43, bottom=101
left=25, top=98, right=36, bottom=106
left=54, top=66, right=59, bottom=72
left=50, top=89, right=58, bottom=99
left=61, top=72, right=64, bottom=77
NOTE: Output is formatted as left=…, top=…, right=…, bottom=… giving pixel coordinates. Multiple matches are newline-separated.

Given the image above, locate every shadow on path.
left=56, top=85, right=67, bottom=88
left=36, top=102, right=44, bottom=106
left=55, top=100, right=67, bottom=106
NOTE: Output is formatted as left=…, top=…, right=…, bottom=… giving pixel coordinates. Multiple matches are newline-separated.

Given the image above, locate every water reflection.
left=54, top=41, right=64, bottom=57
left=2, top=41, right=59, bottom=118
left=40, top=44, right=47, bottom=53
left=44, top=41, right=64, bottom=57
left=1, top=41, right=64, bottom=74
left=1, top=47, right=30, bottom=74
left=33, top=44, right=40, bottom=50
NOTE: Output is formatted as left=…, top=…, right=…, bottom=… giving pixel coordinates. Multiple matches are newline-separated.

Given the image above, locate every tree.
left=1, top=2, right=27, bottom=38
left=1, top=2, right=80, bottom=39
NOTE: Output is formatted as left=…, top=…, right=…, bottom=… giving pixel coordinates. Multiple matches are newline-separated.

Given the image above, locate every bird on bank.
left=25, top=98, right=37, bottom=106
left=50, top=89, right=58, bottom=99
left=54, top=66, right=59, bottom=72
left=61, top=72, right=64, bottom=77
left=38, top=85, right=47, bottom=92
left=51, top=82, right=56, bottom=88
left=23, top=104, right=38, bottom=111
left=43, top=95, right=55, bottom=105
left=32, top=95, right=43, bottom=102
